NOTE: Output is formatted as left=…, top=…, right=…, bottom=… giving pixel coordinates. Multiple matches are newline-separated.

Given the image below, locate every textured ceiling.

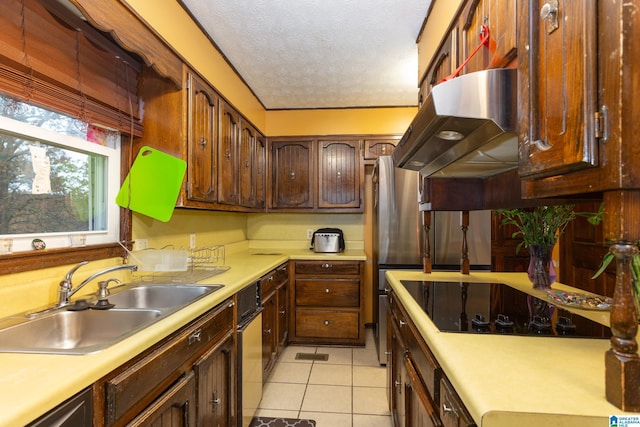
left=181, top=0, right=431, bottom=110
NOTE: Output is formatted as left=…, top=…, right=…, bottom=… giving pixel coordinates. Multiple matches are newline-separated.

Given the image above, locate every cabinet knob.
left=265, top=328, right=272, bottom=334
left=279, top=310, right=286, bottom=315
left=199, top=136, right=207, bottom=149
left=210, top=393, right=221, bottom=412
left=289, top=170, right=295, bottom=179
left=540, top=0, right=559, bottom=33
left=322, top=263, right=332, bottom=269
left=325, top=288, right=330, bottom=293
left=323, top=320, right=331, bottom=326
left=336, top=171, right=341, bottom=178
left=442, top=401, right=459, bottom=417
left=188, top=329, right=202, bottom=345
left=399, top=320, right=407, bottom=327
left=225, top=150, right=231, bottom=160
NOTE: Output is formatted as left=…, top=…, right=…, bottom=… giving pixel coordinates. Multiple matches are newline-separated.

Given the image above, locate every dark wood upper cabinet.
left=218, top=100, right=240, bottom=206
left=518, top=1, right=598, bottom=179
left=268, top=136, right=368, bottom=212
left=362, top=137, right=400, bottom=162
left=187, top=72, right=218, bottom=203
left=269, top=139, right=315, bottom=210
left=318, top=140, right=361, bottom=209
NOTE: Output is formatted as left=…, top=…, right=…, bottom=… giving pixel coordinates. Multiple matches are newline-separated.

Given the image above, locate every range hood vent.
left=392, top=68, right=518, bottom=178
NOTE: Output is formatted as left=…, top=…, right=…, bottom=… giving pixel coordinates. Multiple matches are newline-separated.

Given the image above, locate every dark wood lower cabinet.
left=388, top=289, right=473, bottom=427
left=290, top=260, right=365, bottom=346
left=127, top=372, right=196, bottom=427
left=405, top=355, right=441, bottom=427
left=194, top=332, right=235, bottom=427
left=261, top=263, right=289, bottom=382
left=93, top=299, right=236, bottom=426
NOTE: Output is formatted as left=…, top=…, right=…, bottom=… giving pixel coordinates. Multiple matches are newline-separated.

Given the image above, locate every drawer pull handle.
left=322, top=263, right=332, bottom=269
left=399, top=320, right=407, bottom=327
left=265, top=328, right=272, bottom=334
left=442, top=402, right=458, bottom=417
left=325, top=288, right=330, bottom=293
left=189, top=329, right=202, bottom=345
left=279, top=310, right=286, bottom=315
left=394, top=379, right=401, bottom=388
left=323, top=320, right=331, bottom=326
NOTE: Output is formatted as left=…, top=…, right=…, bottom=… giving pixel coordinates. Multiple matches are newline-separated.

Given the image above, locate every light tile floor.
left=255, top=328, right=393, bottom=427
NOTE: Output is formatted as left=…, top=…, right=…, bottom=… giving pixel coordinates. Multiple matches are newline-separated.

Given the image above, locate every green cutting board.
left=116, top=146, right=186, bottom=222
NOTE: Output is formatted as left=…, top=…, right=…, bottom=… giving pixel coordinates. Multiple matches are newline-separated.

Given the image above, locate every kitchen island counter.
left=0, top=245, right=365, bottom=427
left=386, top=270, right=630, bottom=427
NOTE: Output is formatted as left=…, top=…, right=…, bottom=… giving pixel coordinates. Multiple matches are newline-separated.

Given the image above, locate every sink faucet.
left=57, top=261, right=138, bottom=307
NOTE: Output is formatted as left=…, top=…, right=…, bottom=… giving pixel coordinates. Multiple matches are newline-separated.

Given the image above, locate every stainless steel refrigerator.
left=372, top=156, right=492, bottom=364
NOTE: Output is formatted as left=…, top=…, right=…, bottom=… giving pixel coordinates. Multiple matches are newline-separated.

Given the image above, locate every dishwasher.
left=237, top=280, right=262, bottom=427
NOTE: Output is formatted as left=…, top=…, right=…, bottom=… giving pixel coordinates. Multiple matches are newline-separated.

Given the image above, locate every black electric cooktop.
left=399, top=280, right=610, bottom=338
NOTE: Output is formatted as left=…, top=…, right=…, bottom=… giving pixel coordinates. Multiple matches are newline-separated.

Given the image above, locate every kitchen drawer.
left=295, top=309, right=360, bottom=339
left=262, top=262, right=288, bottom=298
left=276, top=263, right=288, bottom=283
left=440, top=377, right=476, bottom=427
left=392, top=291, right=441, bottom=403
left=295, top=279, right=360, bottom=307
left=102, top=299, right=234, bottom=426
left=295, top=261, right=360, bottom=276
left=261, top=270, right=277, bottom=298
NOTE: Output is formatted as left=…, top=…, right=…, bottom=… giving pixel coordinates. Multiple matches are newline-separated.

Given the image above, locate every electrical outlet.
left=136, top=238, right=148, bottom=250
left=307, top=229, right=314, bottom=239
left=190, top=233, right=196, bottom=249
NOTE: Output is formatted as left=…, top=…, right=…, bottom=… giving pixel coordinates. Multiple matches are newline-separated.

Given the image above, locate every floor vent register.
left=295, top=352, right=329, bottom=361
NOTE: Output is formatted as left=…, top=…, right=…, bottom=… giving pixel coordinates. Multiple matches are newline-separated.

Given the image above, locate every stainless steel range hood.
left=392, top=68, right=518, bottom=178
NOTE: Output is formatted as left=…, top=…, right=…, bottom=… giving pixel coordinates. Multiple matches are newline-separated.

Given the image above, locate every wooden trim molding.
left=70, top=0, right=183, bottom=89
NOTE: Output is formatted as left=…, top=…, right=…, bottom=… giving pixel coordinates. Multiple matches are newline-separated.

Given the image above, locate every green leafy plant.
left=592, top=241, right=640, bottom=315
left=496, top=204, right=603, bottom=254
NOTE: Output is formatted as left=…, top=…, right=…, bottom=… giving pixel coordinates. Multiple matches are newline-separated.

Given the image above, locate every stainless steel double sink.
left=0, top=284, right=224, bottom=355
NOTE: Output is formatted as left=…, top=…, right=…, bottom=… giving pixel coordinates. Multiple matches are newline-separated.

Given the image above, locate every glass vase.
left=527, top=244, right=556, bottom=289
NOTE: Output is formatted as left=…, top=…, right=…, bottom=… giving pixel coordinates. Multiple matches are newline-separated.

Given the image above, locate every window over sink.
left=0, top=94, right=121, bottom=253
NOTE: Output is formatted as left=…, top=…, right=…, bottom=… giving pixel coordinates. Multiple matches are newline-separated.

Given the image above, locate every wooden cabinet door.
left=318, top=140, right=361, bottom=209
left=363, top=138, right=399, bottom=161
left=277, top=281, right=289, bottom=349
left=405, top=356, right=442, bottom=427
left=239, top=121, right=266, bottom=209
left=389, top=316, right=406, bottom=427
left=270, top=139, right=315, bottom=209
left=187, top=73, right=218, bottom=203
left=262, top=292, right=277, bottom=379
left=440, top=378, right=475, bottom=427
left=518, top=1, right=598, bottom=178
left=460, top=0, right=517, bottom=73
left=127, top=372, right=196, bottom=427
left=218, top=100, right=239, bottom=205
left=254, top=134, right=267, bottom=209
left=194, top=333, right=235, bottom=427
left=239, top=120, right=256, bottom=208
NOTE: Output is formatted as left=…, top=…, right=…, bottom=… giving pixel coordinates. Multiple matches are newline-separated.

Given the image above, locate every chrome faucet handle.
left=57, top=261, right=89, bottom=307
left=60, top=261, right=89, bottom=288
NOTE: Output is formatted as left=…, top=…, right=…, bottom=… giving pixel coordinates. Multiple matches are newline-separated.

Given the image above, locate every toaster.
left=311, top=228, right=345, bottom=253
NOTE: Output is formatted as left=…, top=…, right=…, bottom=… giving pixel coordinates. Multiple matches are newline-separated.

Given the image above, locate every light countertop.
left=385, top=270, right=634, bottom=427
left=0, top=248, right=365, bottom=427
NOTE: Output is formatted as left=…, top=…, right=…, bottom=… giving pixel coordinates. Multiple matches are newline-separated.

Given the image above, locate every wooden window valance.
left=0, top=0, right=144, bottom=135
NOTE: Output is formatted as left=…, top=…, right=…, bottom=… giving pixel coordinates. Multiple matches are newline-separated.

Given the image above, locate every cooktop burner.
left=399, top=280, right=610, bottom=338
